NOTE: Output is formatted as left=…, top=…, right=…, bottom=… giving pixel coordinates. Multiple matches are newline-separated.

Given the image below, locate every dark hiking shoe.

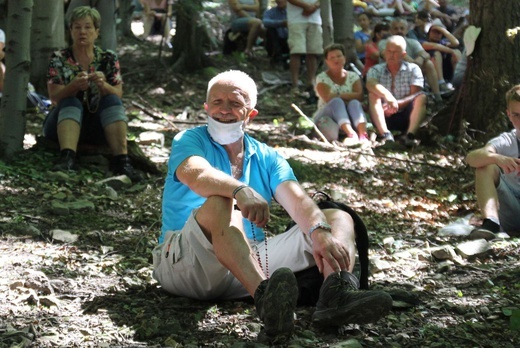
left=376, top=132, right=395, bottom=143
left=468, top=218, right=501, bottom=240
left=312, top=271, right=392, bottom=327
left=52, top=149, right=78, bottom=172
left=111, top=155, right=144, bottom=182
left=255, top=267, right=298, bottom=340
left=400, top=133, right=421, bottom=148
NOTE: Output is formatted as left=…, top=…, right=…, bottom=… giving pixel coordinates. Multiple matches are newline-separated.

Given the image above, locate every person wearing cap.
left=466, top=84, right=520, bottom=239
left=421, top=18, right=461, bottom=92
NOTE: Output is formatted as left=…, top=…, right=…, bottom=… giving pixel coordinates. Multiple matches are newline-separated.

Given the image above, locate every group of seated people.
left=2, top=3, right=518, bottom=345
left=313, top=0, right=468, bottom=148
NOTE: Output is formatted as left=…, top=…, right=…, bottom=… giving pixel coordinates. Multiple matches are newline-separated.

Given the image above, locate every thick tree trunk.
left=321, top=0, right=333, bottom=48
left=435, top=0, right=520, bottom=140
left=330, top=0, right=355, bottom=64
left=31, top=0, right=64, bottom=95
left=170, top=0, right=206, bottom=72
left=0, top=0, right=32, bottom=159
left=118, top=0, right=137, bottom=38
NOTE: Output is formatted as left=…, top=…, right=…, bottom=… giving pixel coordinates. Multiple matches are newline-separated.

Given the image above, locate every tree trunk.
left=118, top=0, right=137, bottom=38
left=0, top=0, right=32, bottom=160
left=321, top=0, right=333, bottom=48
left=170, top=0, right=206, bottom=72
left=30, top=0, right=64, bottom=95
left=435, top=0, right=520, bottom=140
left=330, top=0, right=355, bottom=64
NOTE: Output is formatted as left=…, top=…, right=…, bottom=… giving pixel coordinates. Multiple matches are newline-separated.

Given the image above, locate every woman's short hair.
left=323, top=43, right=346, bottom=59
left=68, top=6, right=101, bottom=29
left=207, top=70, right=258, bottom=109
left=372, top=22, right=390, bottom=41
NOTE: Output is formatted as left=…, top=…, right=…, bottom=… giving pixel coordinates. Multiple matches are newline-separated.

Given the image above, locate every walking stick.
left=291, top=103, right=331, bottom=145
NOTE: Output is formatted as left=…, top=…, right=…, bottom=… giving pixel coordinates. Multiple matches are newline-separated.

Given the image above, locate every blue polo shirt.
left=160, top=126, right=297, bottom=243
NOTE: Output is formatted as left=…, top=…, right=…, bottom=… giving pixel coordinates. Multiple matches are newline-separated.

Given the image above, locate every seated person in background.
left=229, top=0, right=265, bottom=58
left=0, top=28, right=5, bottom=96
left=380, top=17, right=443, bottom=104
left=421, top=18, right=461, bottom=91
left=262, top=0, right=289, bottom=66
left=154, top=69, right=392, bottom=342
left=429, top=0, right=458, bottom=32
left=43, top=7, right=142, bottom=182
left=314, top=44, right=367, bottom=146
left=365, top=0, right=413, bottom=16
left=466, top=85, right=520, bottom=239
left=139, top=0, right=173, bottom=42
left=367, top=35, right=427, bottom=147
left=354, top=12, right=372, bottom=65
left=407, top=10, right=431, bottom=43
left=362, top=22, right=390, bottom=78
left=363, top=0, right=397, bottom=17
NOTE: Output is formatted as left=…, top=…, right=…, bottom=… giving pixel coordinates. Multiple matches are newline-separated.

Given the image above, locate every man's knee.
left=475, top=164, right=500, bottom=184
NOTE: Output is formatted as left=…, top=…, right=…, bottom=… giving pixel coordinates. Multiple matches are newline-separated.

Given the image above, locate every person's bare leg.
left=103, top=120, right=128, bottom=156
left=246, top=20, right=263, bottom=56
left=423, top=59, right=441, bottom=97
left=407, top=94, right=427, bottom=134
left=433, top=51, right=445, bottom=81
left=368, top=92, right=390, bottom=135
left=475, top=164, right=501, bottom=222
left=305, top=53, right=318, bottom=88
left=290, top=54, right=301, bottom=89
left=196, top=196, right=265, bottom=296
left=57, top=119, right=81, bottom=151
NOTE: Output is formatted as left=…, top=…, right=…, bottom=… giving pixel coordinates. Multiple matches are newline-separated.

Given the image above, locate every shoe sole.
left=261, top=268, right=298, bottom=337
left=312, top=291, right=392, bottom=326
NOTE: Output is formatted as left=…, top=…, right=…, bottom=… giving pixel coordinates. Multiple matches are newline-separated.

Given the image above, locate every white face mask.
left=207, top=117, right=245, bottom=145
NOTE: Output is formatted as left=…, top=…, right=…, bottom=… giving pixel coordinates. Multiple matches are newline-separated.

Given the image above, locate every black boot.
left=312, top=271, right=392, bottom=326
left=52, top=149, right=78, bottom=172
left=110, top=154, right=144, bottom=182
left=254, top=268, right=298, bottom=340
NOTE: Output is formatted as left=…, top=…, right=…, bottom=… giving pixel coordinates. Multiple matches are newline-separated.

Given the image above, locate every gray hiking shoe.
left=312, top=271, right=392, bottom=327
left=254, top=267, right=298, bottom=339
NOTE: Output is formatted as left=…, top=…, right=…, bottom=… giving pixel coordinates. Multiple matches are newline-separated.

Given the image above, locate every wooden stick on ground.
left=291, top=103, right=331, bottom=145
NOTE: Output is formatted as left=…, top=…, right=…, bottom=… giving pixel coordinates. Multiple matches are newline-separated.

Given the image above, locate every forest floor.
left=2, top=4, right=520, bottom=348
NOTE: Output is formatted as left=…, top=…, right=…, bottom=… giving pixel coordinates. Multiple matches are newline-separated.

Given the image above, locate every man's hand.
left=310, top=229, right=350, bottom=273
left=495, top=155, right=520, bottom=175
left=383, top=94, right=399, bottom=116
left=234, top=186, right=270, bottom=228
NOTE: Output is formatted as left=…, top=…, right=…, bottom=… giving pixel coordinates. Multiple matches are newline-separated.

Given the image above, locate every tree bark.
left=330, top=0, right=355, bottom=64
left=118, top=0, right=137, bottom=38
left=30, top=0, right=64, bottom=95
left=435, top=0, right=520, bottom=140
left=170, top=0, right=206, bottom=72
left=320, top=0, right=333, bottom=48
left=0, top=0, right=32, bottom=159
